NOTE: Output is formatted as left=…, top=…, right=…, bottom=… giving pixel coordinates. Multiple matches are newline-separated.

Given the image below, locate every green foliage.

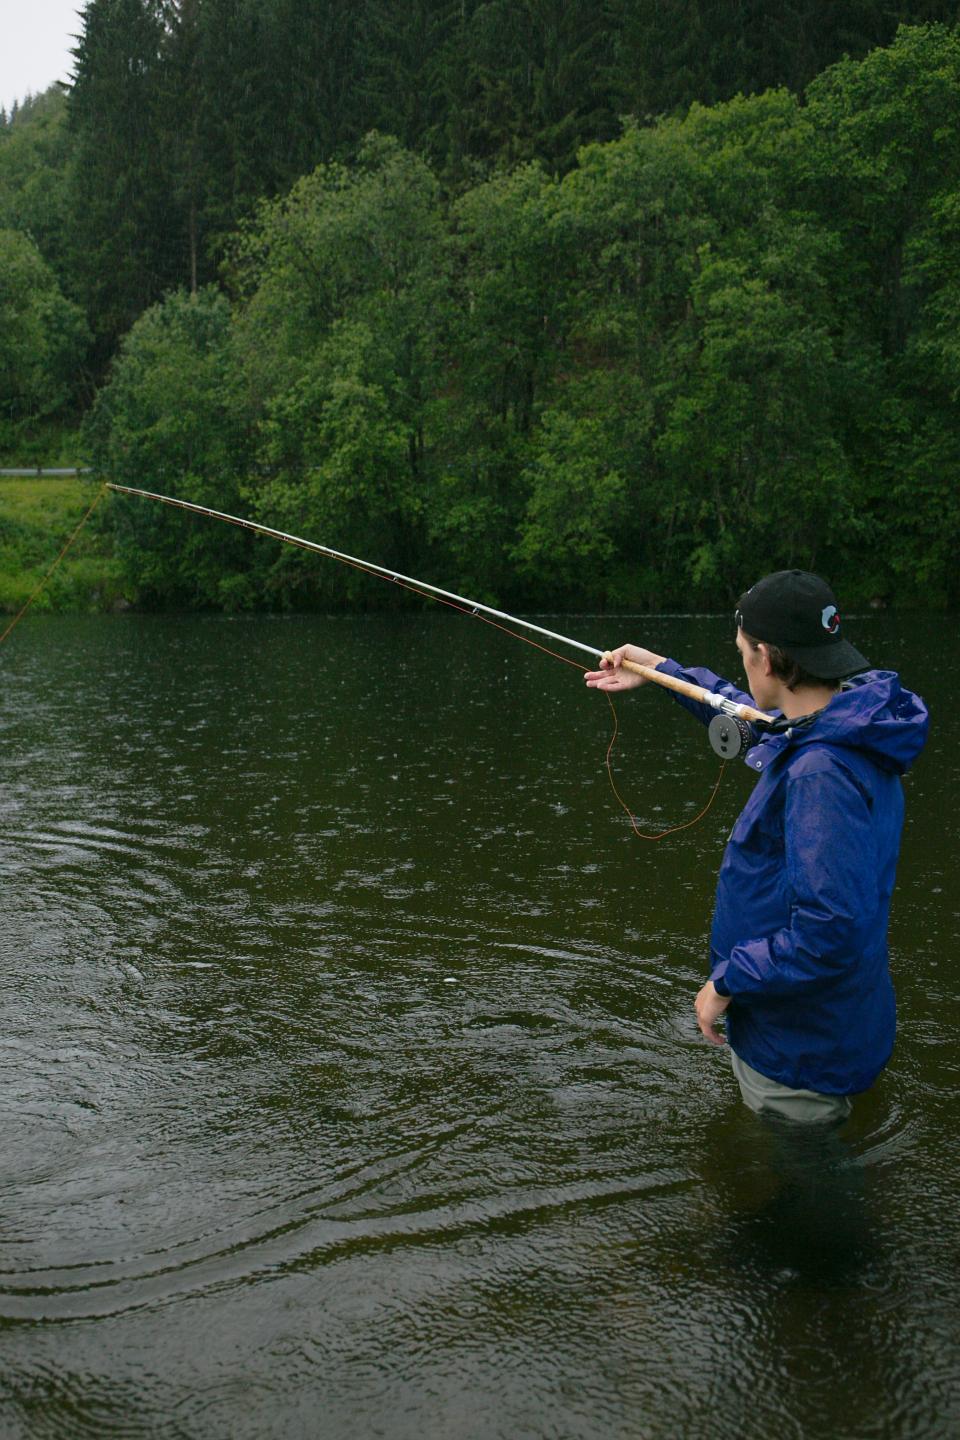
left=0, top=477, right=126, bottom=614
left=803, top=23, right=960, bottom=350
left=86, top=287, right=243, bottom=481
left=252, top=321, right=417, bottom=605
left=655, top=234, right=852, bottom=590
left=0, top=229, right=90, bottom=444
left=84, top=287, right=253, bottom=606
left=436, top=0, right=618, bottom=174
left=52, top=0, right=960, bottom=383
left=230, top=135, right=447, bottom=603
left=429, top=162, right=569, bottom=594
left=799, top=23, right=960, bottom=602
left=9, top=17, right=960, bottom=612
left=450, top=163, right=565, bottom=438
left=606, top=1, right=960, bottom=119
left=0, top=88, right=73, bottom=283
left=67, top=0, right=179, bottom=363
left=513, top=409, right=630, bottom=589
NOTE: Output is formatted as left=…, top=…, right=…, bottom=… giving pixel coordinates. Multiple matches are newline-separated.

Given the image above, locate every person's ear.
left=756, top=643, right=775, bottom=676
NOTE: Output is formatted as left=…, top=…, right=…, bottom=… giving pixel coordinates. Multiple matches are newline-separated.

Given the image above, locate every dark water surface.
left=0, top=612, right=956, bottom=1439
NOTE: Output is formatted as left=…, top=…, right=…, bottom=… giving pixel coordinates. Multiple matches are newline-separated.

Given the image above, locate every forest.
left=2, top=2, right=960, bottom=610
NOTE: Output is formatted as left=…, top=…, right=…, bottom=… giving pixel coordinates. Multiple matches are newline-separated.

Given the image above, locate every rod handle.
left=603, top=654, right=771, bottom=725
left=618, top=657, right=669, bottom=683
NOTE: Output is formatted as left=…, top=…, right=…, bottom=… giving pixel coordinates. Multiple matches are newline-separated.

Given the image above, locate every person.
left=585, top=570, right=929, bottom=1125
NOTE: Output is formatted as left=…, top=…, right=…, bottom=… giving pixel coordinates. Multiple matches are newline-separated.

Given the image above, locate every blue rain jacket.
left=657, top=660, right=929, bottom=1094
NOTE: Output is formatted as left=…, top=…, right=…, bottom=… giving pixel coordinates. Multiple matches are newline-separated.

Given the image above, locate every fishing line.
left=325, top=544, right=727, bottom=837
left=604, top=694, right=727, bottom=839
left=101, top=483, right=730, bottom=838
left=0, top=482, right=108, bottom=646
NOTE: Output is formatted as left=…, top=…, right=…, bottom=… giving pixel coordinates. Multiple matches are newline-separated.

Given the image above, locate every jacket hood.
left=757, top=670, right=929, bottom=775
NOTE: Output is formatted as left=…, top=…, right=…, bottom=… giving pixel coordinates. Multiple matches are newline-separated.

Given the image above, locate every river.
left=0, top=611, right=956, bottom=1439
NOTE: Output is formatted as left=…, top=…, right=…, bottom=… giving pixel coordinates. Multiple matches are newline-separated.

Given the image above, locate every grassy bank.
left=0, top=475, right=130, bottom=614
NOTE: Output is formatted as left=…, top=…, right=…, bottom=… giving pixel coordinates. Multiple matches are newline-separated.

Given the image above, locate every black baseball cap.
left=735, top=570, right=869, bottom=680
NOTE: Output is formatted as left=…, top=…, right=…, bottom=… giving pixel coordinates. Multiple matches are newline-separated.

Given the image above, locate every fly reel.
left=708, top=713, right=752, bottom=759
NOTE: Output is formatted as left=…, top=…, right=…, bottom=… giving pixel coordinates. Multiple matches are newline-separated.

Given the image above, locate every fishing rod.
left=106, top=482, right=772, bottom=755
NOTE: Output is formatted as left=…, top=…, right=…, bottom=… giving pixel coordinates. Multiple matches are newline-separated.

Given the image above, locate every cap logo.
left=821, top=604, right=840, bottom=633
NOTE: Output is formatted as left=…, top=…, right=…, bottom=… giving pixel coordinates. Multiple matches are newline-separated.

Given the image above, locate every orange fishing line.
left=325, top=550, right=726, bottom=839
left=111, top=491, right=727, bottom=840
left=603, top=693, right=726, bottom=840
left=0, top=483, right=108, bottom=646
left=1, top=479, right=725, bottom=840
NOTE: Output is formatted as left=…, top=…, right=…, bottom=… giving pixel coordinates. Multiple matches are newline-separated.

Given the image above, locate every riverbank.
left=0, top=473, right=129, bottom=614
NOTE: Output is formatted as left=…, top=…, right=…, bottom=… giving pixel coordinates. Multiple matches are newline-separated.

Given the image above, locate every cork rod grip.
left=606, top=654, right=771, bottom=725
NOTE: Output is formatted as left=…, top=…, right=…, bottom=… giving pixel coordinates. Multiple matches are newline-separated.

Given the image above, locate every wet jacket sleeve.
left=712, top=763, right=878, bottom=999
left=655, top=659, right=759, bottom=729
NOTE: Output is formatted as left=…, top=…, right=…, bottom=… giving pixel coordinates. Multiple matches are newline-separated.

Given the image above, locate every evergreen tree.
left=441, top=0, right=617, bottom=173
left=608, top=1, right=960, bottom=120
left=67, top=0, right=178, bottom=365
left=265, top=0, right=367, bottom=170
left=359, top=0, right=454, bottom=157
left=160, top=0, right=205, bottom=293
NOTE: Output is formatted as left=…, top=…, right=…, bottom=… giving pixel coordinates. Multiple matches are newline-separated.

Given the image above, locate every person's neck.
left=776, top=683, right=838, bottom=720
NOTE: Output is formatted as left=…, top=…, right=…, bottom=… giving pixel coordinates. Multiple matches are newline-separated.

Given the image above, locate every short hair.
left=741, top=631, right=841, bottom=693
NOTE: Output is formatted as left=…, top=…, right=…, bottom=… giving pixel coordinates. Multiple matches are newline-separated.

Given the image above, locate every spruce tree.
left=68, top=0, right=177, bottom=365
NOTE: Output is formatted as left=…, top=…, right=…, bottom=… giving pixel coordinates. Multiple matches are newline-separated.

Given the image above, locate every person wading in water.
left=586, top=570, right=929, bottom=1125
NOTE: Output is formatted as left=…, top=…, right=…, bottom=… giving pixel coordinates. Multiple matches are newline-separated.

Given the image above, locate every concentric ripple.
left=0, top=612, right=956, bottom=1440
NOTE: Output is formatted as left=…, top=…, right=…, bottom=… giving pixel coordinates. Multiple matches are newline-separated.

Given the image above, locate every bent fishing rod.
left=106, top=483, right=772, bottom=754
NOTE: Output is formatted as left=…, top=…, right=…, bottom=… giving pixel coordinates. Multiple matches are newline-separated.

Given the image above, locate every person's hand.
left=695, top=980, right=730, bottom=1046
left=584, top=644, right=666, bottom=691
